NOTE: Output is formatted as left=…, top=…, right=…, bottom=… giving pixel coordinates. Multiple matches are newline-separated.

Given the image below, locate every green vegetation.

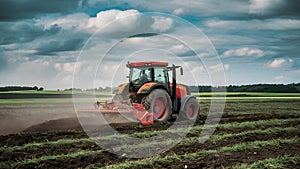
left=0, top=98, right=73, bottom=104
left=193, top=92, right=300, bottom=97
left=0, top=86, right=44, bottom=92
left=1, top=91, right=300, bottom=104
left=103, top=138, right=299, bottom=169
left=190, top=83, right=300, bottom=93
left=211, top=126, right=300, bottom=141
left=2, top=118, right=299, bottom=153
left=1, top=135, right=297, bottom=168
left=218, top=118, right=300, bottom=130
left=114, top=126, right=299, bottom=152
left=0, top=93, right=298, bottom=168
left=0, top=149, right=103, bottom=167
left=0, top=90, right=72, bottom=94
left=234, top=155, right=300, bottom=169
left=0, top=97, right=111, bottom=104
left=0, top=90, right=113, bottom=95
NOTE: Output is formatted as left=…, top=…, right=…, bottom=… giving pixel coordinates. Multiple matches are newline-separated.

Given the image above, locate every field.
left=0, top=91, right=299, bottom=168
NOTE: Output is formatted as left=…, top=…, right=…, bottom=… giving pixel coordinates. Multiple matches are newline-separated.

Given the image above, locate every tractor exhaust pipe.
left=172, top=64, right=177, bottom=112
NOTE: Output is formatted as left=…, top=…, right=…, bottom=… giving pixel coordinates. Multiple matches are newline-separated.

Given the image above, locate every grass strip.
left=217, top=117, right=300, bottom=130
left=233, top=155, right=300, bottom=169
left=0, top=150, right=103, bottom=167
left=1, top=117, right=299, bottom=153
left=114, top=126, right=299, bottom=152
left=2, top=125, right=297, bottom=167
left=211, top=125, right=300, bottom=141
left=0, top=132, right=298, bottom=167
left=103, top=137, right=299, bottom=169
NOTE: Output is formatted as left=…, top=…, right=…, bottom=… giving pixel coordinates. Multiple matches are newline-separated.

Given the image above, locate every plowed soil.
left=0, top=100, right=300, bottom=168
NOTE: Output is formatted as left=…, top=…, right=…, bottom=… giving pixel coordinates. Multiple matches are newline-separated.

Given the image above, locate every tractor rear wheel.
left=180, top=97, right=200, bottom=121
left=142, top=89, right=172, bottom=122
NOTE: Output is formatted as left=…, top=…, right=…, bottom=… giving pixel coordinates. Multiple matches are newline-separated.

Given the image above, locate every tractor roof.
left=128, top=61, right=168, bottom=68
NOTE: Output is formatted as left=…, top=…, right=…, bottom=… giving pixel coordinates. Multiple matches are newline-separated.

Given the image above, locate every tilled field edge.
left=1, top=127, right=299, bottom=168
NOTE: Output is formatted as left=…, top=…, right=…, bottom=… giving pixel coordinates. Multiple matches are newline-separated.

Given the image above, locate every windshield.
left=130, top=67, right=152, bottom=85
left=129, top=67, right=168, bottom=85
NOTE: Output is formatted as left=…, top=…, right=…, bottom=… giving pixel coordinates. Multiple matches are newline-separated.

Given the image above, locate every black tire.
left=142, top=89, right=172, bottom=122
left=180, top=97, right=200, bottom=121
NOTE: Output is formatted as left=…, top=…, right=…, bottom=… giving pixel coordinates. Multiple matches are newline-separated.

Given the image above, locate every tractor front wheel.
left=142, top=89, right=172, bottom=123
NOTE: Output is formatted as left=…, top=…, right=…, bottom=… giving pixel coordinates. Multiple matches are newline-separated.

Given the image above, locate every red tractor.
left=81, top=61, right=200, bottom=125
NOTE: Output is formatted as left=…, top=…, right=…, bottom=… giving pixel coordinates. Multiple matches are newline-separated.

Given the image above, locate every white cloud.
left=151, top=16, right=173, bottom=32
left=249, top=0, right=285, bottom=15
left=221, top=47, right=264, bottom=58
left=55, top=62, right=76, bottom=73
left=39, top=9, right=174, bottom=38
left=124, top=0, right=248, bottom=17
left=169, top=44, right=195, bottom=56
left=274, top=75, right=284, bottom=81
left=172, top=8, right=184, bottom=15
left=266, top=58, right=286, bottom=68
left=86, top=9, right=153, bottom=34
left=209, top=64, right=229, bottom=72
left=205, top=19, right=300, bottom=30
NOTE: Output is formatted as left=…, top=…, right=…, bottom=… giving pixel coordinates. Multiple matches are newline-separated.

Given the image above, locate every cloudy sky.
left=0, top=0, right=299, bottom=89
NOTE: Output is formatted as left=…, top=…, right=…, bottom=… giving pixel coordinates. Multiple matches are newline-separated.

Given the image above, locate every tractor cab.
left=127, top=62, right=170, bottom=93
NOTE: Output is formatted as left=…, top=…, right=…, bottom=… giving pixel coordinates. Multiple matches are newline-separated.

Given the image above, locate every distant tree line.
left=189, top=83, right=300, bottom=93
left=0, top=86, right=44, bottom=91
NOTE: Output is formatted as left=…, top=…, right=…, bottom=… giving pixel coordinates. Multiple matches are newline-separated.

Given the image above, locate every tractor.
left=80, top=61, right=200, bottom=125
left=112, top=61, right=199, bottom=122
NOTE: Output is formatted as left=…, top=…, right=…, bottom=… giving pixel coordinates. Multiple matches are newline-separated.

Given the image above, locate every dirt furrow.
left=3, top=130, right=299, bottom=169
left=155, top=143, right=300, bottom=169
left=1, top=112, right=299, bottom=147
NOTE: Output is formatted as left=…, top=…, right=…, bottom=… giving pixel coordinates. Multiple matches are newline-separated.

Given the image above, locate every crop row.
left=1, top=117, right=299, bottom=153
left=1, top=125, right=298, bottom=168
left=114, top=126, right=299, bottom=152
left=233, top=155, right=300, bottom=169
left=103, top=137, right=299, bottom=169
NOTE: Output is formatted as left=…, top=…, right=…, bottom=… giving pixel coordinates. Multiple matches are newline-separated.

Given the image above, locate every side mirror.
left=180, top=67, right=183, bottom=75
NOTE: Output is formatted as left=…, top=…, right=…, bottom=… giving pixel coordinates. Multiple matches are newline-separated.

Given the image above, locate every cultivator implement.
left=78, top=100, right=154, bottom=125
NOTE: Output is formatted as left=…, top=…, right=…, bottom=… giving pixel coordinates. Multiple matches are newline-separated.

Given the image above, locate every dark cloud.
left=177, top=50, right=197, bottom=57
left=0, top=22, right=61, bottom=45
left=35, top=38, right=85, bottom=55
left=249, top=0, right=300, bottom=18
left=269, top=0, right=300, bottom=16
left=0, top=48, right=8, bottom=71
left=78, top=0, right=131, bottom=16
left=128, top=33, right=158, bottom=38
left=0, top=0, right=80, bottom=21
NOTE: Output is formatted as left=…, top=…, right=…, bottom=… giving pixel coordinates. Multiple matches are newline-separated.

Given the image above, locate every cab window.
left=154, top=68, right=168, bottom=84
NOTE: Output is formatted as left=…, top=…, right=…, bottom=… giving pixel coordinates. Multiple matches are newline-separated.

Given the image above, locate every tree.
left=33, top=86, right=38, bottom=91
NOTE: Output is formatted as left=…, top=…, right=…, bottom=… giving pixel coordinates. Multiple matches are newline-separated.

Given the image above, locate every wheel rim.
left=152, top=97, right=168, bottom=120
left=187, top=104, right=197, bottom=119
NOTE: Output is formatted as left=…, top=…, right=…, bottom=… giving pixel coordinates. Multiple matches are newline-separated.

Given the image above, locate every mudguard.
left=137, top=82, right=168, bottom=94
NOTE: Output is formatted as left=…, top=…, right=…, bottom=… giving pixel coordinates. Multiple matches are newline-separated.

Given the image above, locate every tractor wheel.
left=180, top=97, right=200, bottom=121
left=142, top=89, right=172, bottom=122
